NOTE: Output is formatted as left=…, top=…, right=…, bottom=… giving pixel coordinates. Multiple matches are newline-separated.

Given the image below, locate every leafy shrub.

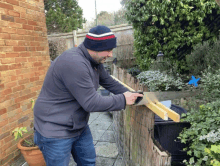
left=198, top=67, right=220, bottom=103
left=127, top=67, right=141, bottom=77
left=136, top=70, right=183, bottom=91
left=149, top=58, right=180, bottom=76
left=178, top=100, right=220, bottom=166
left=186, top=38, right=220, bottom=76
left=204, top=144, right=220, bottom=166
left=48, top=38, right=67, bottom=61
left=125, top=0, right=220, bottom=71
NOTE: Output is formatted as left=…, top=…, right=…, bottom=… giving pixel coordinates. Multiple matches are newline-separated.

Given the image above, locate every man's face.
left=88, top=49, right=113, bottom=64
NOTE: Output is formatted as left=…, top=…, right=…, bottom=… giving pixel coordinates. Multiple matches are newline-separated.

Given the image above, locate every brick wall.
left=0, top=0, right=50, bottom=165
left=112, top=65, right=171, bottom=166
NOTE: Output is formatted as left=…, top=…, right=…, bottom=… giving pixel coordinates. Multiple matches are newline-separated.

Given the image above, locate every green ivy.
left=178, top=100, right=220, bottom=166
left=124, top=0, right=220, bottom=71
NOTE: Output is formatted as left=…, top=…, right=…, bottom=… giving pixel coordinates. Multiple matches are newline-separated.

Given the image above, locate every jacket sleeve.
left=56, top=58, right=127, bottom=112
left=99, top=64, right=130, bottom=94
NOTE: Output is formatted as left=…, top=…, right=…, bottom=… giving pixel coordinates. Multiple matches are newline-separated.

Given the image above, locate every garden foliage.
left=186, top=38, right=220, bottom=76
left=178, top=100, right=220, bottom=166
left=45, top=0, right=86, bottom=34
left=48, top=38, right=67, bottom=61
left=136, top=70, right=183, bottom=91
left=197, top=67, right=220, bottom=103
left=124, top=0, right=220, bottom=72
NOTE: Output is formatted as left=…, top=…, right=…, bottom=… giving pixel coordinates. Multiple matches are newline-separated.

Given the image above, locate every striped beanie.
left=83, top=25, right=117, bottom=51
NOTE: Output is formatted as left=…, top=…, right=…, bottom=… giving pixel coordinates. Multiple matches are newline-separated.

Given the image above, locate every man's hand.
left=123, top=91, right=143, bottom=105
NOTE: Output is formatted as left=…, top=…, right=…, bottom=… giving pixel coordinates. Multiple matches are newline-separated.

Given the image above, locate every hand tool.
left=111, top=75, right=198, bottom=122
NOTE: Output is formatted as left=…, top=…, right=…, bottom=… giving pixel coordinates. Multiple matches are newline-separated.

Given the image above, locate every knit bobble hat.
left=83, top=25, right=117, bottom=51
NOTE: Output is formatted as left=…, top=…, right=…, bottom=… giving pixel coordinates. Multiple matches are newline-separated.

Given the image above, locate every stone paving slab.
left=95, top=142, right=118, bottom=158
left=90, top=129, right=106, bottom=141
left=114, top=155, right=126, bottom=166
left=99, top=130, right=116, bottom=143
left=107, top=123, right=114, bottom=131
left=89, top=121, right=112, bottom=131
left=96, top=157, right=116, bottom=166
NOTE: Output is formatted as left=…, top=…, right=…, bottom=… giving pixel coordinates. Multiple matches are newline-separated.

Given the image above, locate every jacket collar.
left=78, top=43, right=100, bottom=69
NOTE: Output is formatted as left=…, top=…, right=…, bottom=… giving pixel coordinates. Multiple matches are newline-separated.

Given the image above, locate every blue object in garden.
left=188, top=75, right=200, bottom=87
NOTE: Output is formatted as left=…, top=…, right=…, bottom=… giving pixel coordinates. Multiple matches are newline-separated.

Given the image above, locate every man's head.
left=83, top=25, right=116, bottom=64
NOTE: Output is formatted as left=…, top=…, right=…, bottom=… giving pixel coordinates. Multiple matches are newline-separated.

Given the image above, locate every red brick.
left=19, top=52, right=30, bottom=57
left=11, top=75, right=23, bottom=81
left=0, top=108, right=7, bottom=116
left=6, top=0, right=19, bottom=6
left=30, top=41, right=40, bottom=46
left=26, top=30, right=35, bottom=36
left=10, top=34, right=23, bottom=40
left=0, top=40, right=5, bottom=46
left=8, top=10, right=20, bottom=17
left=18, top=78, right=29, bottom=85
left=31, top=85, right=41, bottom=92
left=34, top=27, right=42, bottom=31
left=28, top=20, right=37, bottom=26
left=15, top=57, right=27, bottom=63
left=5, top=81, right=17, bottom=89
left=23, top=24, right=33, bottom=30
left=17, top=29, right=26, bottom=35
left=6, top=53, right=19, bottom=57
left=0, top=131, right=10, bottom=141
left=14, top=92, right=36, bottom=103
left=0, top=2, right=13, bottom=10
left=8, top=22, right=22, bottom=29
left=30, top=76, right=39, bottom=82
left=1, top=15, right=14, bottom=22
left=2, top=27, right=17, bottom=34
left=18, top=41, right=29, bottom=46
left=23, top=36, right=34, bottom=41
left=38, top=66, right=47, bottom=71
left=33, top=62, right=42, bottom=67
left=12, top=85, right=25, bottom=93
left=14, top=47, right=26, bottom=52
left=8, top=113, right=21, bottom=123
left=0, top=46, right=13, bottom=52
left=5, top=40, right=18, bottom=46
left=34, top=36, right=43, bottom=41
left=36, top=47, right=44, bottom=51
left=19, top=89, right=31, bottom=96
left=8, top=63, right=22, bottom=70
left=0, top=33, right=11, bottom=39
left=0, top=54, right=6, bottom=58
left=26, top=47, right=36, bottom=51
left=14, top=17, right=27, bottom=24
left=0, top=83, right=4, bottom=90
left=7, top=103, right=20, bottom=112
left=1, top=58, right=15, bottom=64
left=20, top=12, right=26, bottom=18
left=1, top=88, right=12, bottom=96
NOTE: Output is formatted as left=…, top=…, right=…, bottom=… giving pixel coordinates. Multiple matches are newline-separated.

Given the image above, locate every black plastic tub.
left=154, top=104, right=191, bottom=165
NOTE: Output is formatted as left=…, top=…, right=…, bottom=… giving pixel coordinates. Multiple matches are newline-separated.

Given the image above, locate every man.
left=33, top=25, right=143, bottom=166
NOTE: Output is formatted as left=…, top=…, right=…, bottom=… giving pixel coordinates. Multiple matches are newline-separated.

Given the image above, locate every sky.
left=78, top=0, right=123, bottom=22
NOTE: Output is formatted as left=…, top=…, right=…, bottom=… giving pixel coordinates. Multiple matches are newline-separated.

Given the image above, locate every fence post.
left=73, top=30, right=77, bottom=47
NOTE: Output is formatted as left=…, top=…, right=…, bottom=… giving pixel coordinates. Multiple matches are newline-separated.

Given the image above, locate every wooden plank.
left=111, top=75, right=134, bottom=91
left=156, top=102, right=180, bottom=122
left=146, top=102, right=168, bottom=120
left=111, top=75, right=168, bottom=120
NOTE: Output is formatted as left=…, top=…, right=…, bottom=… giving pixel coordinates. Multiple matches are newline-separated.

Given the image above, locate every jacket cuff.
left=122, top=93, right=126, bottom=110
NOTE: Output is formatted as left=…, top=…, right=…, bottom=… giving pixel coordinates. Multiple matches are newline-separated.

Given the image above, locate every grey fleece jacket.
left=33, top=43, right=129, bottom=138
